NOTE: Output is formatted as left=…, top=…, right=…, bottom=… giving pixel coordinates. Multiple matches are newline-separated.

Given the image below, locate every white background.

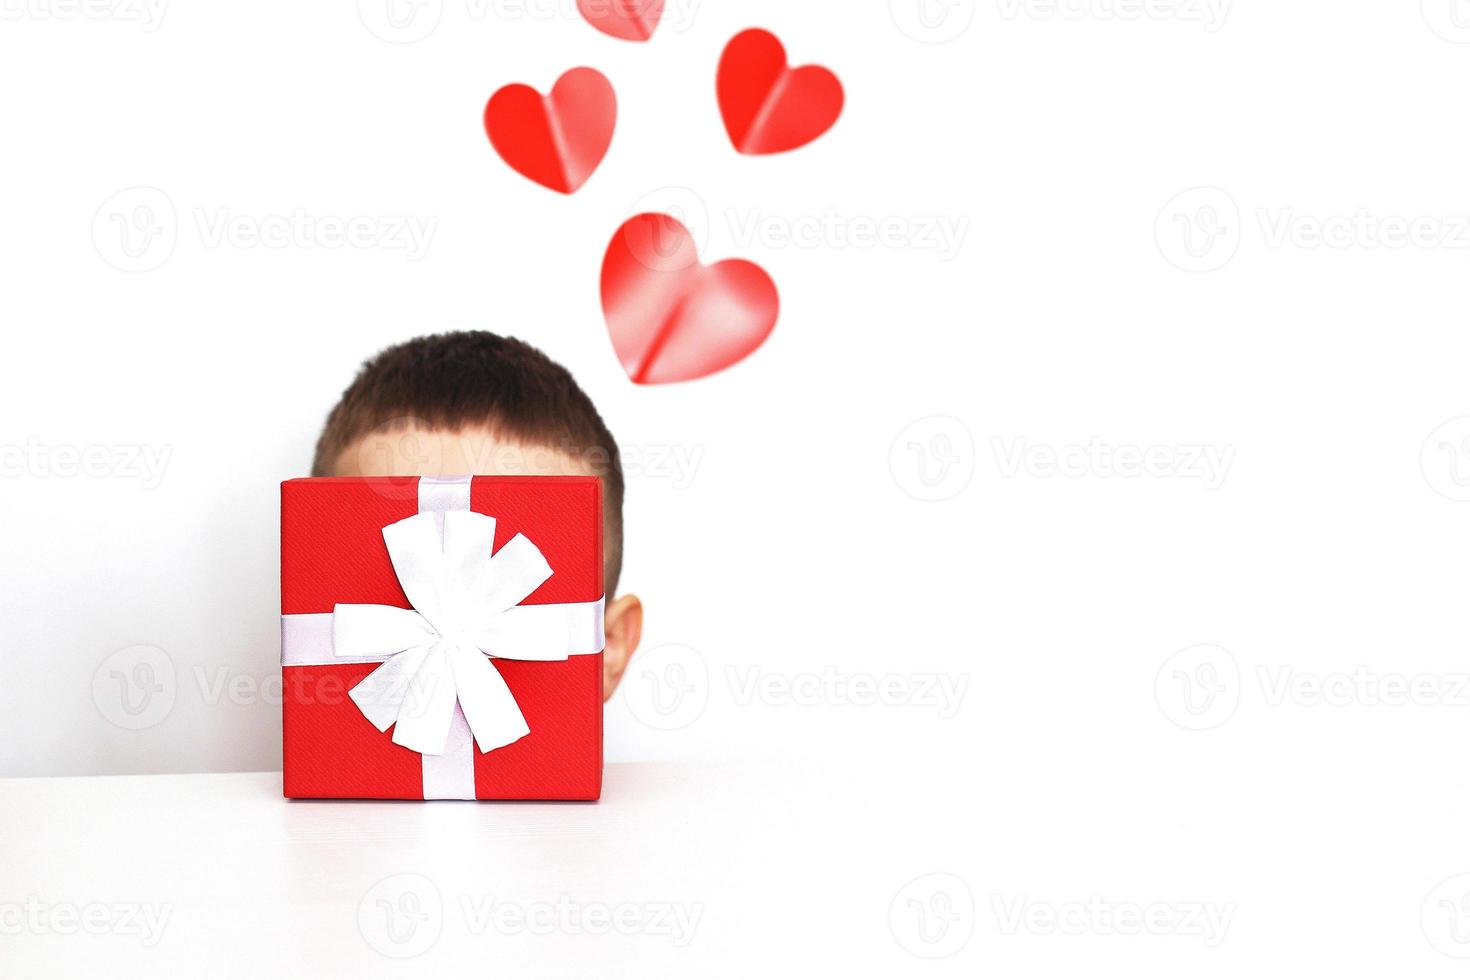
left=3, top=0, right=1470, bottom=973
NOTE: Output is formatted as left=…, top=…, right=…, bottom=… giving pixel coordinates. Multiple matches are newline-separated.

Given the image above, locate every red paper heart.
left=717, top=28, right=844, bottom=155
left=577, top=0, right=663, bottom=41
left=602, top=213, right=779, bottom=385
left=483, top=68, right=616, bottom=194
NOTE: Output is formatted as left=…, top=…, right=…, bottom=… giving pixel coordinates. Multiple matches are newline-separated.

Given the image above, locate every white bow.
left=335, top=510, right=571, bottom=756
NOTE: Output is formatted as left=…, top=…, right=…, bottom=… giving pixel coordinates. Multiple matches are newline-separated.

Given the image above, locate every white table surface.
left=1, top=757, right=1465, bottom=978
left=1, top=761, right=934, bottom=978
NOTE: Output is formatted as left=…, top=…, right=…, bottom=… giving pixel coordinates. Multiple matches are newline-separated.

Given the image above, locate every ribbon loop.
left=337, top=510, right=563, bottom=756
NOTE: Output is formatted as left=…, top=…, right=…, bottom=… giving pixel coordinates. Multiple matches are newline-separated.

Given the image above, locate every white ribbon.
left=336, top=509, right=572, bottom=756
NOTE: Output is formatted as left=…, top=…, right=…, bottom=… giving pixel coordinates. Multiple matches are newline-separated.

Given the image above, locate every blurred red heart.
left=602, top=213, right=779, bottom=385
left=577, top=0, right=663, bottom=41
left=717, top=28, right=843, bottom=155
left=483, top=68, right=616, bottom=194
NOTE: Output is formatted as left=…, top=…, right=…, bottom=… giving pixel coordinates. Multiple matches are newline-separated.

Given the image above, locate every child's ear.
left=601, top=594, right=643, bottom=702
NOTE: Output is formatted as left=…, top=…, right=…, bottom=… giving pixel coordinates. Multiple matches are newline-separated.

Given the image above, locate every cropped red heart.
left=483, top=68, right=616, bottom=194
left=577, top=0, right=663, bottom=41
left=717, top=28, right=844, bottom=155
left=602, top=213, right=779, bottom=385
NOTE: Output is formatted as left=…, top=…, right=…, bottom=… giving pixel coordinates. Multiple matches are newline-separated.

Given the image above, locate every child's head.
left=313, top=330, right=641, bottom=700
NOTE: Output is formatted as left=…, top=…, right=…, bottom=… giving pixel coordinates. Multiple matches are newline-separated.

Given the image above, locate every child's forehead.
left=331, top=425, right=603, bottom=479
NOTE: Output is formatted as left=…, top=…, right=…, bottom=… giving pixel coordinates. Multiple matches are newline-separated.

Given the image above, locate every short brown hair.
left=312, top=331, right=624, bottom=593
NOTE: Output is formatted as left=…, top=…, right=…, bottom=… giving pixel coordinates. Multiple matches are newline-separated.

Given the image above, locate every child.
left=311, top=330, right=642, bottom=700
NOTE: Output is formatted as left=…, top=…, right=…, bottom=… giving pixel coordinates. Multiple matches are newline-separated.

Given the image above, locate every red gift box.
left=280, top=476, right=604, bottom=800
